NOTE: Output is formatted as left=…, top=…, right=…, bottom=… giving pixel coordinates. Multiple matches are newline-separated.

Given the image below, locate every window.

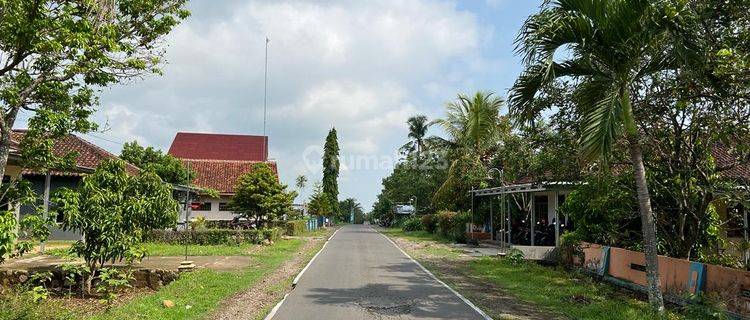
left=534, top=195, right=549, bottom=224
left=219, top=203, right=230, bottom=211
left=192, top=202, right=212, bottom=211
left=727, top=204, right=746, bottom=238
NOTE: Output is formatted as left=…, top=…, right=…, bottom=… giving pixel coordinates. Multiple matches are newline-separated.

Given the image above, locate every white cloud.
left=91, top=0, right=487, bottom=208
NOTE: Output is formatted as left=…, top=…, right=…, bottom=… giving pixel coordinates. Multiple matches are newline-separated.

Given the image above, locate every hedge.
left=421, top=214, right=436, bottom=233
left=284, top=220, right=307, bottom=236
left=146, top=228, right=282, bottom=245
left=402, top=217, right=423, bottom=232
left=435, top=210, right=471, bottom=243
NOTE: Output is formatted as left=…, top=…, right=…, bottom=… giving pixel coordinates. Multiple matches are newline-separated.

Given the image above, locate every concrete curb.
left=378, top=229, right=493, bottom=320
left=264, top=227, right=339, bottom=320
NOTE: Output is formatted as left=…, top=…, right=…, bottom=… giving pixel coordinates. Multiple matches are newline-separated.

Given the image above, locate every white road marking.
left=263, top=293, right=289, bottom=320
left=265, top=227, right=340, bottom=320
left=378, top=229, right=493, bottom=320
left=292, top=228, right=339, bottom=287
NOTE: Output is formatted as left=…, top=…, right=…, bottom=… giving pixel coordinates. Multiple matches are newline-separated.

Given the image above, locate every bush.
left=506, top=248, right=525, bottom=265
left=436, top=211, right=471, bottom=242
left=421, top=214, right=436, bottom=233
left=283, top=220, right=307, bottom=236
left=402, top=217, right=423, bottom=232
left=558, top=231, right=584, bottom=267
left=146, top=228, right=282, bottom=245
left=683, top=293, right=728, bottom=320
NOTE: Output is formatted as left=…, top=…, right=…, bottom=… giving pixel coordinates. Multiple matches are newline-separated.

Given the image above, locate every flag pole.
left=263, top=37, right=269, bottom=162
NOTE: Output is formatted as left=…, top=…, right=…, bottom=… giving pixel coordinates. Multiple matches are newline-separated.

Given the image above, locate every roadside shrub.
left=262, top=228, right=282, bottom=242
left=507, top=248, right=525, bottom=265
left=436, top=211, right=471, bottom=242
left=146, top=228, right=282, bottom=245
left=558, top=231, right=584, bottom=267
left=402, top=217, right=423, bottom=232
left=189, top=216, right=207, bottom=230
left=283, top=220, right=307, bottom=236
left=683, top=293, right=728, bottom=320
left=421, top=214, right=436, bottom=233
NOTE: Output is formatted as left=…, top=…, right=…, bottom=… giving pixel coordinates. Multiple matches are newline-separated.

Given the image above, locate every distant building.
left=167, top=132, right=278, bottom=222
left=8, top=129, right=140, bottom=240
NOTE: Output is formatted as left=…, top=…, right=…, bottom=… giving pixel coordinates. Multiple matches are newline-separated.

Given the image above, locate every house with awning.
left=470, top=145, right=750, bottom=260
left=167, top=132, right=279, bottom=223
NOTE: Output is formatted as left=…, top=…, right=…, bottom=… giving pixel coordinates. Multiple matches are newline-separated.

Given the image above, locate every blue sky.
left=17, top=0, right=543, bottom=209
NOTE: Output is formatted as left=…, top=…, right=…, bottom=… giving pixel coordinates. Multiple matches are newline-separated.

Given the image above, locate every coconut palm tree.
left=400, top=115, right=431, bottom=161
left=434, top=91, right=504, bottom=156
left=431, top=91, right=504, bottom=210
left=508, top=0, right=694, bottom=311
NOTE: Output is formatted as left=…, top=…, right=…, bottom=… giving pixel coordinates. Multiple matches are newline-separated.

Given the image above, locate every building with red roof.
left=6, top=129, right=141, bottom=240
left=167, top=132, right=278, bottom=221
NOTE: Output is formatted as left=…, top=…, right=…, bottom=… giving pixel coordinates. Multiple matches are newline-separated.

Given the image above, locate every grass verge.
left=384, top=228, right=688, bottom=320
left=88, top=239, right=304, bottom=320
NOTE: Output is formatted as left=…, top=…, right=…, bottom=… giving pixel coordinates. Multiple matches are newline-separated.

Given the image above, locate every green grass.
left=88, top=239, right=306, bottom=320
left=472, top=258, right=683, bottom=320
left=380, top=228, right=450, bottom=243
left=142, top=243, right=259, bottom=256
left=300, top=227, right=333, bottom=237
left=385, top=229, right=690, bottom=320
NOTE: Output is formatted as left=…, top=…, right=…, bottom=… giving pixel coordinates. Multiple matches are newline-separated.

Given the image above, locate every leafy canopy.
left=308, top=182, right=333, bottom=218
left=120, top=141, right=195, bottom=185
left=229, top=163, right=296, bottom=226
left=53, top=160, right=178, bottom=274
left=0, top=0, right=190, bottom=172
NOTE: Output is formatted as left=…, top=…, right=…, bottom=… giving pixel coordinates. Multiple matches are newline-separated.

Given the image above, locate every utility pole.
left=262, top=37, right=269, bottom=162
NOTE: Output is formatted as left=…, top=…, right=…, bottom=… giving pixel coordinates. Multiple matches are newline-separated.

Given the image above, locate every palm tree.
left=295, top=175, right=307, bottom=191
left=400, top=115, right=431, bottom=161
left=434, top=91, right=504, bottom=156
left=508, top=0, right=693, bottom=311
left=431, top=91, right=504, bottom=210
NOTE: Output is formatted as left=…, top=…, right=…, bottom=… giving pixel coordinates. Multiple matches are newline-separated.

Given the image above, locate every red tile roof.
left=11, top=129, right=140, bottom=176
left=713, top=144, right=750, bottom=181
left=182, top=159, right=278, bottom=194
left=168, top=132, right=268, bottom=161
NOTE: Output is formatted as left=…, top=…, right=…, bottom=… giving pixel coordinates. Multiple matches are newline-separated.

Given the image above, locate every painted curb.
left=378, top=229, right=493, bottom=320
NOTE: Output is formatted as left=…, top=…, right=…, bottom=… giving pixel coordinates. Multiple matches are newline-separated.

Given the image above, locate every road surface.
left=272, top=225, right=487, bottom=320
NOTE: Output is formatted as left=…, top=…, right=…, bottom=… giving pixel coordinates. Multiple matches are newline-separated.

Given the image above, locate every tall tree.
left=295, top=175, right=308, bottom=191
left=0, top=1, right=189, bottom=183
left=431, top=91, right=503, bottom=210
left=400, top=115, right=431, bottom=162
left=229, top=163, right=296, bottom=228
left=308, top=182, right=333, bottom=218
left=322, top=128, right=340, bottom=217
left=338, top=198, right=364, bottom=223
left=508, top=0, right=696, bottom=310
left=120, top=141, right=194, bottom=185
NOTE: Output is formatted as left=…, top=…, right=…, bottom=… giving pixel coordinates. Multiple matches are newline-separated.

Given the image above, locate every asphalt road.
left=272, top=225, right=487, bottom=320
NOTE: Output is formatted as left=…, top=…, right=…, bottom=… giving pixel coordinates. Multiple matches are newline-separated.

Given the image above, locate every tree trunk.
left=622, top=89, right=665, bottom=312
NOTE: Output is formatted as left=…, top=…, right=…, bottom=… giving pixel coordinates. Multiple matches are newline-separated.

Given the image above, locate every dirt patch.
left=208, top=236, right=327, bottom=320
left=390, top=236, right=563, bottom=320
